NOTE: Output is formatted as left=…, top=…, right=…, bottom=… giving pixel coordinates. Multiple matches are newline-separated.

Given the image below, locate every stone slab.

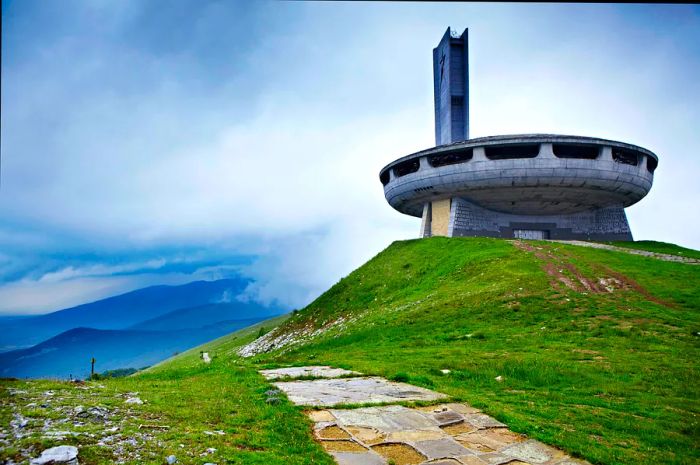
left=413, top=437, right=473, bottom=460
left=274, top=377, right=447, bottom=407
left=331, top=451, right=386, bottom=465
left=260, top=366, right=360, bottom=380
left=501, top=440, right=566, bottom=464
left=331, top=405, right=440, bottom=433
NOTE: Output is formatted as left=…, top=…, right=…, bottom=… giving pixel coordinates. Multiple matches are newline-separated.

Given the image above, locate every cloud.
left=1, top=2, right=698, bottom=314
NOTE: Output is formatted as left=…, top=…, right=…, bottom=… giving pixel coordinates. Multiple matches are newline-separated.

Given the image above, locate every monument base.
left=420, top=198, right=632, bottom=241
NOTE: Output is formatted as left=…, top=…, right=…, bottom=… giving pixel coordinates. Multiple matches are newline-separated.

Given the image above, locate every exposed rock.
left=202, top=352, right=212, bottom=364
left=260, top=366, right=359, bottom=380
left=125, top=397, right=143, bottom=405
left=275, top=376, right=447, bottom=407
left=30, top=445, right=78, bottom=465
left=166, top=454, right=178, bottom=464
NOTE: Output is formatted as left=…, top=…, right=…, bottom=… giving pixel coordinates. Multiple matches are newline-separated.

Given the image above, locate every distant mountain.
left=0, top=319, right=265, bottom=379
left=0, top=279, right=249, bottom=351
left=130, top=302, right=279, bottom=332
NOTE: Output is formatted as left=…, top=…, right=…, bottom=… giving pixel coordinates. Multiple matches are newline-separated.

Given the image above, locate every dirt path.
left=262, top=366, right=589, bottom=465
left=549, top=240, right=700, bottom=264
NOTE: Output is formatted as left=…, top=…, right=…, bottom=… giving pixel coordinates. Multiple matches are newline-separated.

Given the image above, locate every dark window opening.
left=428, top=149, right=473, bottom=167
left=646, top=156, right=658, bottom=174
left=553, top=144, right=598, bottom=159
left=485, top=144, right=539, bottom=160
left=379, top=170, right=390, bottom=186
left=393, top=158, right=420, bottom=177
left=612, top=148, right=639, bottom=166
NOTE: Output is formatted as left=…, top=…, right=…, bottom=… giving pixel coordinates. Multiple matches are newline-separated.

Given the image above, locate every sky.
left=1, top=1, right=699, bottom=315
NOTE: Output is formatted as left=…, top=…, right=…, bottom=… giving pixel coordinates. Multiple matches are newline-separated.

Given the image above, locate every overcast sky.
left=2, top=2, right=699, bottom=315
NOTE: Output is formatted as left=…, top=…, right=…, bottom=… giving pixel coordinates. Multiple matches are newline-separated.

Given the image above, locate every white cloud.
left=1, top=3, right=698, bottom=314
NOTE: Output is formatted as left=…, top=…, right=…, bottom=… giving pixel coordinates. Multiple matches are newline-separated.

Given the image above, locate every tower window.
left=485, top=144, right=539, bottom=160
left=428, top=148, right=473, bottom=167
left=380, top=170, right=391, bottom=186
left=393, top=158, right=420, bottom=177
left=553, top=144, right=598, bottom=159
left=612, top=148, right=639, bottom=166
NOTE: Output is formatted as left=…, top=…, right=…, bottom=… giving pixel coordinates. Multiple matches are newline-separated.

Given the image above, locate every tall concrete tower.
left=433, top=27, right=469, bottom=145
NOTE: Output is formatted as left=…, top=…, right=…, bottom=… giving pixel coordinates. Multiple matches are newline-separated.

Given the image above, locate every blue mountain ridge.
left=0, top=318, right=264, bottom=379
left=0, top=279, right=250, bottom=351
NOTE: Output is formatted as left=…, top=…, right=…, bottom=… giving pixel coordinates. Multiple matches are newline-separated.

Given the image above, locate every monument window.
left=646, top=156, right=658, bottom=174
left=428, top=149, right=473, bottom=167
left=485, top=144, right=539, bottom=160
left=612, top=148, right=639, bottom=166
left=380, top=170, right=391, bottom=186
left=393, top=158, right=420, bottom=177
left=553, top=144, right=598, bottom=159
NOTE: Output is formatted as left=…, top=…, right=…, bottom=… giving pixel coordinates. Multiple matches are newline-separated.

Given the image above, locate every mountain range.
left=0, top=278, right=282, bottom=378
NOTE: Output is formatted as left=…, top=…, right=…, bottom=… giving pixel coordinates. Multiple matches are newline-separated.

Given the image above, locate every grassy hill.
left=2, top=238, right=698, bottom=465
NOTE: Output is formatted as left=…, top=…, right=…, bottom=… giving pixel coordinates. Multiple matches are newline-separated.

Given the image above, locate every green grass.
left=2, top=237, right=699, bottom=464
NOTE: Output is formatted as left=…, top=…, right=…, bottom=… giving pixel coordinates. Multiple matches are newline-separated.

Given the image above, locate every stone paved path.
left=261, top=366, right=359, bottom=380
left=262, top=366, right=591, bottom=465
left=549, top=240, right=700, bottom=264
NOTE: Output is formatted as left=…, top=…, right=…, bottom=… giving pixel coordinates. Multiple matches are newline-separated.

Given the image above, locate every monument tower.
left=380, top=27, right=657, bottom=241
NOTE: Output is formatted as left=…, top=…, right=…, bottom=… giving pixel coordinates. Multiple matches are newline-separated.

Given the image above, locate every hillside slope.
left=2, top=238, right=698, bottom=465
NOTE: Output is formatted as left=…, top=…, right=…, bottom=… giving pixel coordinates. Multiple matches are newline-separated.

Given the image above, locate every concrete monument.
left=380, top=27, right=657, bottom=241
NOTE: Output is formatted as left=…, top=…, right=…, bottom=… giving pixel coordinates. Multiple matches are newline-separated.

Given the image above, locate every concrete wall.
left=431, top=199, right=452, bottom=237
left=448, top=198, right=633, bottom=241
left=433, top=28, right=469, bottom=145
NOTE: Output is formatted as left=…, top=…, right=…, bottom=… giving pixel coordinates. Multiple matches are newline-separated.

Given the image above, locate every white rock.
left=495, top=375, right=504, bottom=382
left=440, top=369, right=451, bottom=374
left=166, top=455, right=178, bottom=464
left=202, top=352, right=211, bottom=364
left=125, top=397, right=143, bottom=405
left=30, top=445, right=78, bottom=465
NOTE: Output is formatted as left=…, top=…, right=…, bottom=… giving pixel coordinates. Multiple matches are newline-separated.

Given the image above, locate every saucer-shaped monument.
left=380, top=28, right=657, bottom=241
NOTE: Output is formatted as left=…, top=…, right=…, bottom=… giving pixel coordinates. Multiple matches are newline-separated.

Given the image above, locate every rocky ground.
left=0, top=381, right=184, bottom=464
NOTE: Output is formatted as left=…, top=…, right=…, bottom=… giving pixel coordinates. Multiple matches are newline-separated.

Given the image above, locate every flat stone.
left=275, top=377, right=446, bottom=407
left=444, top=404, right=481, bottom=415
left=475, top=452, right=512, bottom=464
left=463, top=413, right=507, bottom=429
left=386, top=429, right=445, bottom=443
left=331, top=451, right=387, bottom=465
left=30, top=446, right=78, bottom=465
left=346, top=426, right=387, bottom=445
left=457, top=429, right=525, bottom=451
left=456, top=457, right=489, bottom=465
left=414, top=437, right=473, bottom=459
left=331, top=405, right=439, bottom=432
left=501, top=440, right=566, bottom=464
left=260, top=366, right=360, bottom=380
left=432, top=410, right=465, bottom=426
left=454, top=433, right=496, bottom=453
left=307, top=410, right=336, bottom=422
left=427, top=459, right=462, bottom=465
